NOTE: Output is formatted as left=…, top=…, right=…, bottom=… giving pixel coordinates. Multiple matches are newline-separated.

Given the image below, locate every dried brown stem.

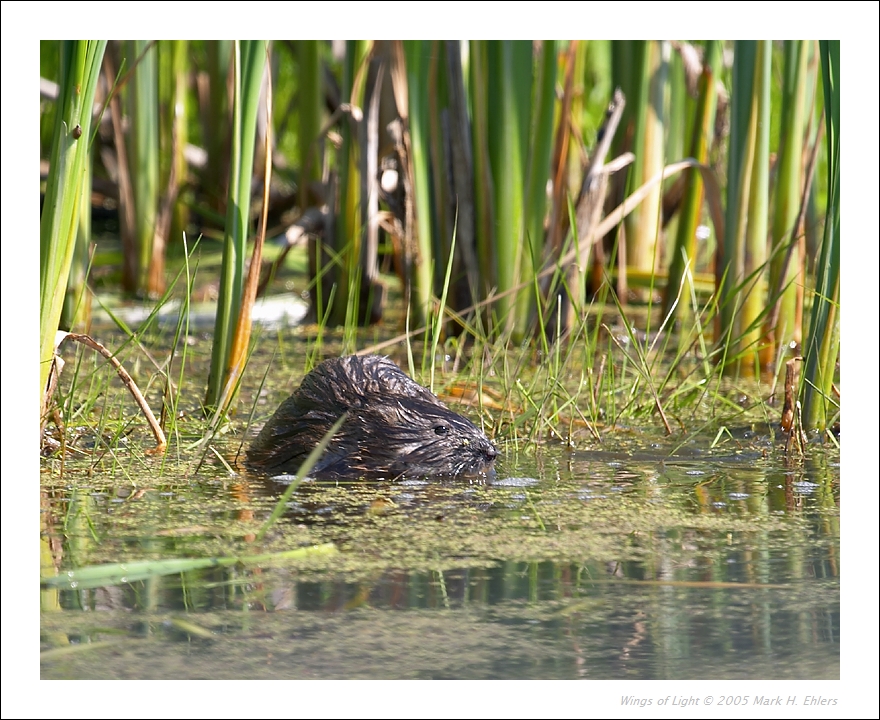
left=55, top=332, right=167, bottom=452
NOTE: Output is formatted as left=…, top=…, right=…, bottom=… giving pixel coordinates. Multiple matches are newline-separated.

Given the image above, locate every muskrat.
left=246, top=355, right=497, bottom=478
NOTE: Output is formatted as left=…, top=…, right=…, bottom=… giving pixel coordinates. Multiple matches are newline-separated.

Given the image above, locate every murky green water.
left=37, top=316, right=840, bottom=680
left=40, top=428, right=839, bottom=680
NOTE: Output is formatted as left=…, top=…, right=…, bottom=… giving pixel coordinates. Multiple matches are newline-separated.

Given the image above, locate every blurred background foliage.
left=39, top=40, right=839, bottom=430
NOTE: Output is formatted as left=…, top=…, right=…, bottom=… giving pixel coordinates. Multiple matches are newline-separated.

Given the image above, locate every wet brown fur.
left=246, top=355, right=497, bottom=478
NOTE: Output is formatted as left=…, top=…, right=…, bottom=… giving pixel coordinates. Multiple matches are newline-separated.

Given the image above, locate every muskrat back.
left=246, top=355, right=497, bottom=478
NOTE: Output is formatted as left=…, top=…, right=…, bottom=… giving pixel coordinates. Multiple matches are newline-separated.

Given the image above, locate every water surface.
left=40, top=433, right=839, bottom=680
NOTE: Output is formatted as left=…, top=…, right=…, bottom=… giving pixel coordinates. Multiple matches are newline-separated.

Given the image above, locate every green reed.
left=802, top=41, right=839, bottom=433
left=40, top=40, right=107, bottom=409
left=205, top=40, right=268, bottom=412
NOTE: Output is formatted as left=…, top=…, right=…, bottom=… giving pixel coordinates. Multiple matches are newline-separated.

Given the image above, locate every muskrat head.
left=246, top=354, right=498, bottom=479
left=335, top=396, right=498, bottom=479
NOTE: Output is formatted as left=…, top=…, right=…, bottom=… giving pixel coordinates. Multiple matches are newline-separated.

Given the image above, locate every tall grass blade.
left=488, top=40, right=531, bottom=337
left=739, top=41, right=772, bottom=372
left=625, top=41, right=667, bottom=293
left=764, top=41, right=809, bottom=364
left=214, top=44, right=273, bottom=421
left=469, top=41, right=496, bottom=304
left=718, top=41, right=771, bottom=374
left=205, top=40, right=268, bottom=412
left=663, top=64, right=715, bottom=325
left=802, top=41, right=840, bottom=431
left=444, top=41, right=479, bottom=315
left=40, top=40, right=107, bottom=410
left=126, top=40, right=161, bottom=295
left=158, top=40, right=190, bottom=258
left=403, top=40, right=434, bottom=328
left=519, top=41, right=557, bottom=337
left=203, top=41, right=233, bottom=211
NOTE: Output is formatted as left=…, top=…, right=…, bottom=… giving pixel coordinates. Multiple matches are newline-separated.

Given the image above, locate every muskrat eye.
left=434, top=424, right=449, bottom=436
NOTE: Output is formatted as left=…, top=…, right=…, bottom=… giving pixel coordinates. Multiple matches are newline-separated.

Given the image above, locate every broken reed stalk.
left=47, top=332, right=167, bottom=452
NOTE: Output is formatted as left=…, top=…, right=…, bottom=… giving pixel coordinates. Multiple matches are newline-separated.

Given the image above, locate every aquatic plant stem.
left=205, top=40, right=268, bottom=412
left=40, top=40, right=107, bottom=411
left=53, top=332, right=166, bottom=451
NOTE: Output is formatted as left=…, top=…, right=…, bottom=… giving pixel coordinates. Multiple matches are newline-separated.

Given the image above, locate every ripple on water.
left=489, top=476, right=540, bottom=487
